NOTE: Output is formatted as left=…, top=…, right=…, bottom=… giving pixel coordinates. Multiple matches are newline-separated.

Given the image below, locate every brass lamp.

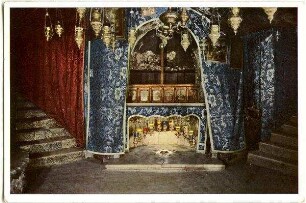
left=262, top=7, right=277, bottom=23
left=102, top=25, right=112, bottom=48
left=55, top=21, right=64, bottom=37
left=55, top=9, right=64, bottom=37
left=209, top=24, right=220, bottom=47
left=76, top=8, right=86, bottom=20
left=75, top=26, right=84, bottom=49
left=44, top=9, right=54, bottom=41
left=156, top=7, right=190, bottom=49
left=228, top=7, right=242, bottom=35
left=128, top=28, right=137, bottom=48
left=181, top=31, right=190, bottom=51
left=75, top=8, right=86, bottom=49
left=90, top=8, right=103, bottom=37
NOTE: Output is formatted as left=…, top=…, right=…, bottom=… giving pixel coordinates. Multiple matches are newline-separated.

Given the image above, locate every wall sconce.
left=181, top=31, right=190, bottom=51
left=90, top=8, right=103, bottom=37
left=55, top=9, right=64, bottom=37
left=262, top=7, right=278, bottom=23
left=228, top=7, right=242, bottom=35
left=44, top=9, right=54, bottom=41
left=209, top=24, right=220, bottom=47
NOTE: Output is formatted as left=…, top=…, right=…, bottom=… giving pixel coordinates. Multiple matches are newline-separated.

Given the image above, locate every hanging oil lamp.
left=76, top=8, right=86, bottom=20
left=75, top=8, right=84, bottom=49
left=209, top=24, right=220, bottom=47
left=55, top=21, right=64, bottom=37
left=55, top=9, right=64, bottom=37
left=156, top=7, right=190, bottom=50
left=111, top=30, right=116, bottom=52
left=128, top=28, right=137, bottom=48
left=75, top=26, right=84, bottom=49
left=44, top=9, right=53, bottom=41
left=180, top=8, right=189, bottom=27
left=102, top=25, right=112, bottom=48
left=262, top=7, right=278, bottom=23
left=90, top=8, right=103, bottom=37
left=181, top=31, right=190, bottom=52
left=228, top=7, right=242, bottom=35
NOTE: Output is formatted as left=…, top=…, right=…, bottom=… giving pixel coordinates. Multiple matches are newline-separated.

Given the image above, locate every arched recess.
left=124, top=18, right=214, bottom=153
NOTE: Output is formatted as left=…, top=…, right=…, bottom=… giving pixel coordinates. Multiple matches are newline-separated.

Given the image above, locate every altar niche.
left=128, top=115, right=199, bottom=150
left=125, top=20, right=207, bottom=153
left=127, top=28, right=203, bottom=104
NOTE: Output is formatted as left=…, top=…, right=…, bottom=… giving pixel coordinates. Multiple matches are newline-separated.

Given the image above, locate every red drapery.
left=11, top=8, right=85, bottom=146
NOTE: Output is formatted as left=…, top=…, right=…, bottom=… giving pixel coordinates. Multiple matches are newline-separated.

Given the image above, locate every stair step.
left=259, top=142, right=298, bottom=161
left=281, top=124, right=298, bottom=136
left=270, top=132, right=298, bottom=148
left=29, top=148, right=84, bottom=168
left=287, top=119, right=298, bottom=127
left=19, top=136, right=76, bottom=153
left=15, top=127, right=69, bottom=142
left=290, top=115, right=297, bottom=123
left=15, top=117, right=60, bottom=130
left=16, top=100, right=36, bottom=109
left=16, top=108, right=47, bottom=119
left=247, top=151, right=298, bottom=176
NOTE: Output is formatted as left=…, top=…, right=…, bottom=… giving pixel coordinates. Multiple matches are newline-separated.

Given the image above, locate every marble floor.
left=24, top=145, right=298, bottom=194
left=105, top=144, right=223, bottom=165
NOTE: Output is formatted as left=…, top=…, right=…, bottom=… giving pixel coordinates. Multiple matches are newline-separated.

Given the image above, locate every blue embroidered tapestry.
left=84, top=7, right=264, bottom=154
left=243, top=30, right=276, bottom=141
left=85, top=39, right=128, bottom=153
left=84, top=8, right=295, bottom=154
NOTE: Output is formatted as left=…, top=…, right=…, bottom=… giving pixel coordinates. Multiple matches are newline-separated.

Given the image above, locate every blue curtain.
left=243, top=30, right=276, bottom=141
left=203, top=62, right=245, bottom=151
left=85, top=40, right=128, bottom=153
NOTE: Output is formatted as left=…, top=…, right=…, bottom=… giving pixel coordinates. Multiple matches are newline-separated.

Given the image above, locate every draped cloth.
left=11, top=8, right=85, bottom=146
left=202, top=62, right=245, bottom=151
left=243, top=30, right=276, bottom=141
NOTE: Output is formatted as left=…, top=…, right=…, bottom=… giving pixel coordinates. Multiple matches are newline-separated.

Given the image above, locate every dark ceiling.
left=217, top=7, right=297, bottom=36
left=10, top=7, right=297, bottom=37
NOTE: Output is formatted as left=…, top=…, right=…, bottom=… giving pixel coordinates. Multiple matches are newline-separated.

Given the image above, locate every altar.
left=85, top=8, right=245, bottom=155
left=126, top=104, right=207, bottom=153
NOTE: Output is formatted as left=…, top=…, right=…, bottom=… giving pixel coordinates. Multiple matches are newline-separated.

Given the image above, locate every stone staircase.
left=14, top=96, right=84, bottom=168
left=247, top=115, right=298, bottom=176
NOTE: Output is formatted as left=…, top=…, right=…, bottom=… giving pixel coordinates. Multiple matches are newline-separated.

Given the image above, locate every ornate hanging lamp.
left=90, top=8, right=103, bottom=37
left=75, top=8, right=85, bottom=49
left=156, top=7, right=190, bottom=49
left=181, top=31, right=190, bottom=52
left=87, top=8, right=117, bottom=51
left=180, top=8, right=189, bottom=27
left=76, top=8, right=86, bottom=20
left=55, top=8, right=64, bottom=37
left=128, top=27, right=137, bottom=48
left=228, top=7, right=242, bottom=35
left=209, top=24, right=220, bottom=47
left=128, top=9, right=137, bottom=48
left=102, top=24, right=112, bottom=48
left=262, top=7, right=278, bottom=23
left=208, top=8, right=221, bottom=47
left=44, top=9, right=54, bottom=41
